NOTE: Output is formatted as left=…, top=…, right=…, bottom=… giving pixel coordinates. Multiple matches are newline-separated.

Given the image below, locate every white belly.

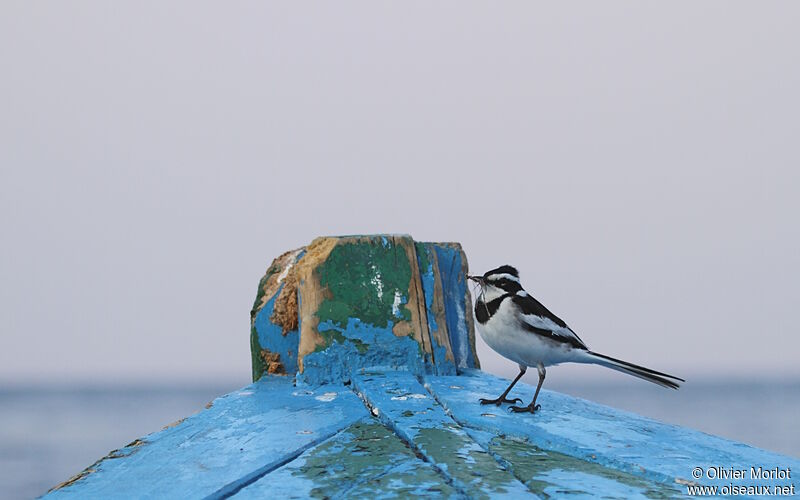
left=477, top=300, right=576, bottom=367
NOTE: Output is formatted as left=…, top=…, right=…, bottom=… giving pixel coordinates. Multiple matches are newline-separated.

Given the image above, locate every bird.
left=467, top=265, right=683, bottom=414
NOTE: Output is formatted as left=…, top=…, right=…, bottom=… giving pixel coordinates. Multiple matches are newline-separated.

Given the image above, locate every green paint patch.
left=250, top=324, right=266, bottom=381
left=352, top=339, right=369, bottom=354
left=316, top=240, right=413, bottom=331
left=293, top=422, right=456, bottom=498
left=414, top=427, right=522, bottom=499
left=317, top=327, right=347, bottom=350
left=415, top=242, right=431, bottom=273
left=311, top=327, right=369, bottom=354
left=488, top=436, right=682, bottom=499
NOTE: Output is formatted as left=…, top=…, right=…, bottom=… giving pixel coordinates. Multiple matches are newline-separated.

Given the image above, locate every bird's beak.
left=467, top=275, right=483, bottom=284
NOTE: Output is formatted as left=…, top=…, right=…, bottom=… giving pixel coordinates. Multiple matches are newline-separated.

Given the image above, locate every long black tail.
left=586, top=351, right=684, bottom=389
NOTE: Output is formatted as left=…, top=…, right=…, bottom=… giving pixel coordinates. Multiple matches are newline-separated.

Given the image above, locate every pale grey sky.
left=1, top=2, right=798, bottom=385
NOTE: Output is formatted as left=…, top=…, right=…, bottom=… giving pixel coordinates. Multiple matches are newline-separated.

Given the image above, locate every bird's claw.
left=508, top=403, right=541, bottom=414
left=479, top=397, right=523, bottom=406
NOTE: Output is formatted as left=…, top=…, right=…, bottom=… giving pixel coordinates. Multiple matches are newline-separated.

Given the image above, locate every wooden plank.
left=415, top=242, right=457, bottom=375
left=353, top=371, right=681, bottom=498
left=455, top=424, right=683, bottom=497
left=430, top=243, right=479, bottom=370
left=234, top=418, right=457, bottom=498
left=45, top=369, right=800, bottom=498
left=424, top=371, right=800, bottom=491
left=352, top=371, right=532, bottom=498
left=44, top=377, right=368, bottom=499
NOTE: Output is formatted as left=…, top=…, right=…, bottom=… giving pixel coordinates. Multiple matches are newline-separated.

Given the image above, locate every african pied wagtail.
left=468, top=265, right=683, bottom=414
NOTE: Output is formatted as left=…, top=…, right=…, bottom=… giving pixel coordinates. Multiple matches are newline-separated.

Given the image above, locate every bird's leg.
left=480, top=367, right=525, bottom=405
left=510, top=364, right=546, bottom=413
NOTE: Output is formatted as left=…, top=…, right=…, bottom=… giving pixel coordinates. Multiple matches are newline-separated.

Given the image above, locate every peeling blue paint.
left=418, top=251, right=438, bottom=334
left=455, top=425, right=682, bottom=497
left=254, top=285, right=299, bottom=375
left=424, top=371, right=800, bottom=490
left=234, top=418, right=458, bottom=499
left=44, top=377, right=367, bottom=499
left=298, top=318, right=428, bottom=386
left=251, top=248, right=305, bottom=380
left=352, top=371, right=532, bottom=498
left=415, top=243, right=457, bottom=376
left=45, top=371, right=800, bottom=498
left=432, top=245, right=476, bottom=370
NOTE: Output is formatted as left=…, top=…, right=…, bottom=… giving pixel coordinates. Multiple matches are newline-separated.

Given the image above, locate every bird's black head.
left=483, top=265, right=519, bottom=280
left=468, top=265, right=522, bottom=293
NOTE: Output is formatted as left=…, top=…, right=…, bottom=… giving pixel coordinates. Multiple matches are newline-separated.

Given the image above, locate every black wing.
left=512, top=293, right=588, bottom=350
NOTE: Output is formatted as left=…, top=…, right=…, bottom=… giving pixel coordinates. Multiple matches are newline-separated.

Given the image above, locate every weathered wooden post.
left=248, top=235, right=478, bottom=385
left=45, top=235, right=799, bottom=499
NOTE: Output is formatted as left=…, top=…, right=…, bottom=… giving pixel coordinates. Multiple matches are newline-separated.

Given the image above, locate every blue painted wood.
left=351, top=371, right=690, bottom=498
left=44, top=371, right=799, bottom=498
left=415, top=242, right=458, bottom=376
left=234, top=417, right=459, bottom=499
left=273, top=236, right=476, bottom=385
left=431, top=244, right=478, bottom=370
left=297, top=315, right=430, bottom=386
left=250, top=249, right=304, bottom=379
left=424, top=370, right=800, bottom=491
left=451, top=422, right=684, bottom=499
left=43, top=377, right=367, bottom=499
left=45, top=236, right=799, bottom=498
left=253, top=284, right=300, bottom=374
left=352, top=371, right=533, bottom=498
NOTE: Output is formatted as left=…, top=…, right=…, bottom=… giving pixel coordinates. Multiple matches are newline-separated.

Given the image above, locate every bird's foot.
left=509, top=403, right=541, bottom=414
left=479, top=396, right=523, bottom=406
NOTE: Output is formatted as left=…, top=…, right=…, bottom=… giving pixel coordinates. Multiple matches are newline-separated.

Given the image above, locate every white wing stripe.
left=520, top=313, right=584, bottom=345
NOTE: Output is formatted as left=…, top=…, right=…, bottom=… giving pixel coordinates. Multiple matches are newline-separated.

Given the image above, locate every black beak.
left=467, top=275, right=484, bottom=284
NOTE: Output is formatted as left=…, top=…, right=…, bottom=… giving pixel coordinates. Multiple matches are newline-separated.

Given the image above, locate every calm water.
left=1, top=379, right=797, bottom=499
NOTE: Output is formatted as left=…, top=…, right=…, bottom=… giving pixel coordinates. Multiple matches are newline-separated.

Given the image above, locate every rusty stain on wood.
left=260, top=348, right=286, bottom=375
left=270, top=268, right=299, bottom=335
left=251, top=248, right=303, bottom=326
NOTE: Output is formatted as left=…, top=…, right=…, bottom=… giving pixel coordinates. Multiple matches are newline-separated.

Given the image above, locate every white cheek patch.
left=480, top=286, right=507, bottom=302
